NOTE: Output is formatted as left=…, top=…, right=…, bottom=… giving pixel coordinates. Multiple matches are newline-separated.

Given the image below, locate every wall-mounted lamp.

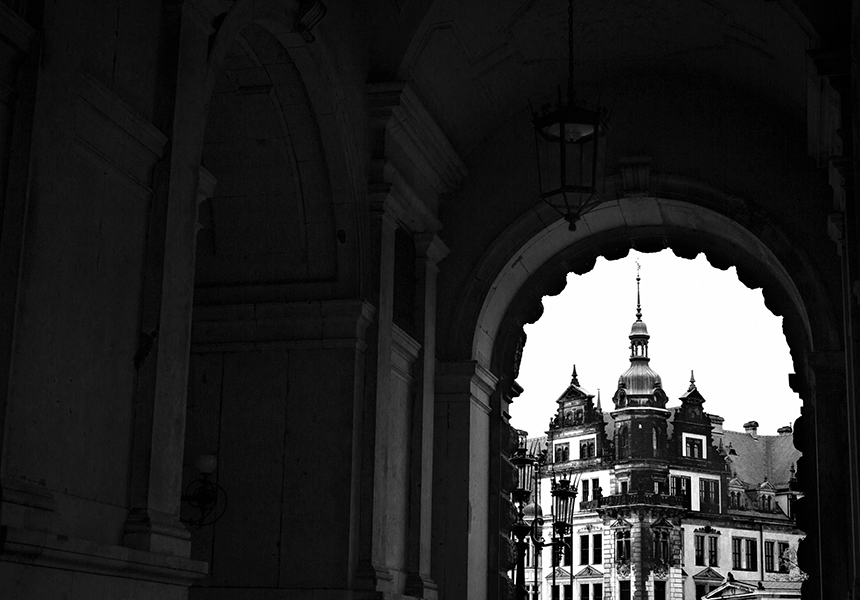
left=181, top=453, right=227, bottom=527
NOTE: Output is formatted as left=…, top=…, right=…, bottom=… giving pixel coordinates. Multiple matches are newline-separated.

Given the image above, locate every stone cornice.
left=0, top=526, right=208, bottom=586
left=368, top=82, right=467, bottom=196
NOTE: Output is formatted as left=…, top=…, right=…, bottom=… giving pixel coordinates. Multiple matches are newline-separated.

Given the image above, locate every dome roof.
left=630, top=319, right=649, bottom=336
left=617, top=361, right=663, bottom=396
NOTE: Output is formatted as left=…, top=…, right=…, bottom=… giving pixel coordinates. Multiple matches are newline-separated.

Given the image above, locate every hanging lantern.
left=531, top=0, right=608, bottom=231
left=551, top=476, right=578, bottom=533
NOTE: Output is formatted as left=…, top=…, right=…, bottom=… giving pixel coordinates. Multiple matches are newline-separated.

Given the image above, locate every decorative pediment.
left=692, top=567, right=725, bottom=581
left=610, top=517, right=632, bottom=529
left=546, top=567, right=572, bottom=580
left=728, top=477, right=745, bottom=489
left=574, top=566, right=603, bottom=579
left=694, top=525, right=721, bottom=535
left=702, top=580, right=758, bottom=598
left=759, top=480, right=776, bottom=492
left=651, top=516, right=674, bottom=530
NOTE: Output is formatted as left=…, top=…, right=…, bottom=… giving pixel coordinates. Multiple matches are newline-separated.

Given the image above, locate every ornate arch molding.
left=443, top=174, right=837, bottom=377
left=459, top=179, right=841, bottom=600
left=184, top=0, right=364, bottom=300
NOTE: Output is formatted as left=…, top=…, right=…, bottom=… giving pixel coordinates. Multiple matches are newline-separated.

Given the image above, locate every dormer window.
left=579, top=437, right=596, bottom=459
left=682, top=433, right=707, bottom=459
left=554, top=442, right=570, bottom=462
left=686, top=438, right=702, bottom=458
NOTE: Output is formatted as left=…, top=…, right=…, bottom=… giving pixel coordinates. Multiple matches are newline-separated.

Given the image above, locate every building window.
left=653, top=530, right=670, bottom=562
left=580, top=438, right=595, bottom=459
left=620, top=480, right=629, bottom=495
left=695, top=534, right=705, bottom=566
left=616, top=529, right=631, bottom=562
left=552, top=585, right=560, bottom=600
left=563, top=584, right=571, bottom=600
left=593, top=533, right=602, bottom=565
left=685, top=437, right=703, bottom=458
left=708, top=535, right=719, bottom=566
left=700, top=479, right=719, bottom=512
left=696, top=584, right=717, bottom=598
left=553, top=541, right=571, bottom=566
left=778, top=542, right=790, bottom=573
left=765, top=541, right=775, bottom=572
left=619, top=580, right=631, bottom=600
left=654, top=580, right=666, bottom=600
left=618, top=427, right=629, bottom=459
left=555, top=443, right=570, bottom=463
left=580, top=583, right=589, bottom=600
left=733, top=537, right=757, bottom=570
left=593, top=583, right=602, bottom=600
left=582, top=479, right=590, bottom=502
left=580, top=535, right=589, bottom=565
left=671, top=476, right=691, bottom=507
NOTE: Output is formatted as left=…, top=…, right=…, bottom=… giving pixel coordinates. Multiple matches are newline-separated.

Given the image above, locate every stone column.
left=355, top=193, right=399, bottom=593
left=405, top=233, right=448, bottom=598
left=434, top=360, right=498, bottom=600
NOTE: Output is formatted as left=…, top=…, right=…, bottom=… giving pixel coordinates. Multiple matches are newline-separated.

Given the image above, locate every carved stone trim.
left=0, top=525, right=207, bottom=586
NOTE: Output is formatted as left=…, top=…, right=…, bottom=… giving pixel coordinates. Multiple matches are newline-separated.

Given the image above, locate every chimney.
left=778, top=425, right=793, bottom=436
left=743, top=420, right=759, bottom=436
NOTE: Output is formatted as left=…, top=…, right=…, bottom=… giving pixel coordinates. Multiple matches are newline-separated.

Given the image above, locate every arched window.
left=653, top=530, right=670, bottom=562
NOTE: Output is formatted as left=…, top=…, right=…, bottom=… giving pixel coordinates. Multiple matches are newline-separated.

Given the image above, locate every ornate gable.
left=610, top=517, right=633, bottom=529
left=692, top=567, right=725, bottom=581
left=546, top=567, right=572, bottom=580
left=574, top=566, right=603, bottom=579
left=702, top=580, right=757, bottom=598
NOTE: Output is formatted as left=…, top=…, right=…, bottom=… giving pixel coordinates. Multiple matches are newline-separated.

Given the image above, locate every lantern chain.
left=567, top=0, right=575, bottom=103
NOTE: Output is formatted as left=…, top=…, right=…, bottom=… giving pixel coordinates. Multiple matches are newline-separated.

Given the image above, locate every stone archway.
left=436, top=185, right=845, bottom=600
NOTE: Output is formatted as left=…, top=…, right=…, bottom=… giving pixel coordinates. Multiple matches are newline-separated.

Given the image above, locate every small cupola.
left=613, top=263, right=667, bottom=409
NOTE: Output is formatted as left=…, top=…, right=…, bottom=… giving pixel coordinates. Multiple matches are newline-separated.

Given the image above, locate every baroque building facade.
left=522, top=297, right=804, bottom=600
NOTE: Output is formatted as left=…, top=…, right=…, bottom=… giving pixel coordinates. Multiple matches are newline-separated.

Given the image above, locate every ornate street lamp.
left=549, top=474, right=579, bottom=592
left=511, top=432, right=547, bottom=600
left=532, top=0, right=608, bottom=231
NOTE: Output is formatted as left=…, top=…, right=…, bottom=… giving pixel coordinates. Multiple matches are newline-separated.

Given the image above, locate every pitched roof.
left=723, top=429, right=800, bottom=487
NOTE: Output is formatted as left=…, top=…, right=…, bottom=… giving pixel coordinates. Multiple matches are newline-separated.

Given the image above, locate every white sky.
left=508, top=250, right=802, bottom=438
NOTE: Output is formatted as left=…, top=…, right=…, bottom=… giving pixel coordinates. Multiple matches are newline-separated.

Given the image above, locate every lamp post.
left=511, top=432, right=548, bottom=600
left=550, top=475, right=579, bottom=595
left=531, top=0, right=608, bottom=231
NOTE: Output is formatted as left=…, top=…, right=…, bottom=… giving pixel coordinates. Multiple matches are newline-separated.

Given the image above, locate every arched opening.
left=436, top=194, right=843, bottom=600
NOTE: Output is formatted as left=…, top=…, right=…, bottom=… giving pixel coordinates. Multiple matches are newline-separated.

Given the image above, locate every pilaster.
left=405, top=233, right=449, bottom=599
left=435, top=361, right=498, bottom=600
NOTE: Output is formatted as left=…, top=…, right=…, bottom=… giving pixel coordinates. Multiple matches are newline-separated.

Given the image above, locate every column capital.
left=415, top=233, right=450, bottom=266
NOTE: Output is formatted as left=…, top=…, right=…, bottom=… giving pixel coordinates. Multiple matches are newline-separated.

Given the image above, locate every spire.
left=571, top=364, right=579, bottom=385
left=687, top=370, right=696, bottom=392
left=596, top=388, right=602, bottom=411
left=635, top=259, right=642, bottom=321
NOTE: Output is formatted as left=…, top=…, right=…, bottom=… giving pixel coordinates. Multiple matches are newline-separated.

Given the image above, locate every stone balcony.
left=580, top=491, right=689, bottom=511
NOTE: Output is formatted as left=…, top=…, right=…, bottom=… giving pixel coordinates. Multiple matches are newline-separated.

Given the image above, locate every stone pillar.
left=435, top=360, right=498, bottom=600
left=355, top=193, right=399, bottom=593
left=121, top=4, right=214, bottom=558
left=404, top=233, right=448, bottom=598
left=797, top=352, right=848, bottom=600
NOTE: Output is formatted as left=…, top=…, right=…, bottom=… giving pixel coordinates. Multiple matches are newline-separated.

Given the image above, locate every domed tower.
left=598, top=265, right=684, bottom=600
left=611, top=266, right=671, bottom=493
